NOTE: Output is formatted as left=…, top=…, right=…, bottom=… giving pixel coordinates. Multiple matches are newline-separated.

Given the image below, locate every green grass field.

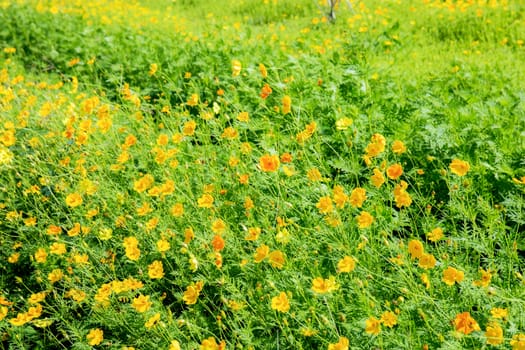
left=1, top=0, right=525, bottom=348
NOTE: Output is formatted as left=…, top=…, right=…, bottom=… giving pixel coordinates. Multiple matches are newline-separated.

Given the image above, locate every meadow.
left=0, top=0, right=525, bottom=348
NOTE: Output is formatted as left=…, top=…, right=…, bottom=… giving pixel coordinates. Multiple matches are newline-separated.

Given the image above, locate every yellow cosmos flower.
left=86, top=328, right=104, bottom=346
left=442, top=266, right=464, bottom=286
left=271, top=292, right=290, bottom=313
left=311, top=276, right=339, bottom=294
left=365, top=316, right=381, bottom=335
left=132, top=295, right=152, bottom=313
left=337, top=256, right=356, bottom=273
left=65, top=193, right=83, bottom=207
left=328, top=336, right=349, bottom=350
left=449, top=159, right=470, bottom=176
left=356, top=211, right=374, bottom=229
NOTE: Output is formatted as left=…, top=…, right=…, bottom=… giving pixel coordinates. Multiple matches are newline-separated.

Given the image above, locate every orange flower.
left=211, top=234, right=225, bottom=252
left=260, top=84, right=272, bottom=99
left=259, top=154, right=280, bottom=172
left=259, top=63, right=268, bottom=78
left=450, top=159, right=470, bottom=176
left=386, top=164, right=403, bottom=180
left=453, top=312, right=480, bottom=335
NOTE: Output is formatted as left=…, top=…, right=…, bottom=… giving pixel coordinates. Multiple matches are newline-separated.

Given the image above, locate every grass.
left=0, top=0, right=524, bottom=349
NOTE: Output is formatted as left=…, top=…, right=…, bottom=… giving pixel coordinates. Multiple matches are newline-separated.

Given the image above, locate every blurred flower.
left=485, top=322, right=503, bottom=345
left=271, top=292, right=290, bottom=313
left=259, top=63, right=268, bottom=78
left=232, top=60, right=242, bottom=76
left=386, top=164, right=403, bottom=180
left=311, top=276, right=339, bottom=294
left=65, top=193, right=83, bottom=207
left=132, top=295, right=152, bottom=313
left=356, top=211, right=374, bottom=229
left=408, top=240, right=424, bottom=259
left=259, top=154, right=279, bottom=172
left=450, top=159, right=470, bottom=176
left=442, top=266, right=464, bottom=286
left=365, top=316, right=381, bottom=335
left=335, top=118, right=353, bottom=130
left=183, top=281, right=204, bottom=305
left=337, top=256, right=356, bottom=273
left=148, top=63, right=158, bottom=76
left=453, top=312, right=480, bottom=335
left=86, top=328, right=104, bottom=346
left=349, top=188, right=366, bottom=208
left=148, top=260, right=164, bottom=279
left=391, top=140, right=406, bottom=154
left=418, top=253, right=436, bottom=269
left=381, top=311, right=397, bottom=328
left=370, top=168, right=385, bottom=188
left=260, top=84, right=272, bottom=99
left=328, top=336, right=349, bottom=350
left=510, top=334, right=525, bottom=349
left=282, top=95, right=291, bottom=114
left=427, top=228, right=443, bottom=242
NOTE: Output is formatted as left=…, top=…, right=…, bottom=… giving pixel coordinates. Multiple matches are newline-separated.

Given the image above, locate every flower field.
left=0, top=0, right=525, bottom=348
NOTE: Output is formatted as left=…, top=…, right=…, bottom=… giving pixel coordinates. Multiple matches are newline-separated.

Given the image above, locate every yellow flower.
left=408, top=239, right=424, bottom=259
left=9, top=313, right=29, bottom=326
left=48, top=269, right=63, bottom=284
left=380, top=311, right=397, bottom=328
left=365, top=316, right=381, bottom=335
left=148, top=260, right=164, bottom=279
left=259, top=63, right=268, bottom=78
left=282, top=95, right=291, bottom=114
left=335, top=118, right=353, bottom=131
left=49, top=242, right=67, bottom=255
left=316, top=196, right=333, bottom=214
left=170, top=203, right=184, bottom=217
left=311, top=276, right=339, bottom=294
left=133, top=174, right=154, bottom=193
left=183, top=281, right=204, bottom=305
left=237, top=111, right=249, bottom=122
left=183, top=120, right=197, bottom=135
left=211, top=219, right=227, bottom=235
left=356, top=211, right=374, bottom=229
left=197, top=194, right=214, bottom=208
left=65, top=193, right=83, bottom=207
left=268, top=250, right=285, bottom=269
left=145, top=313, right=161, bottom=329
left=442, top=266, right=464, bottom=286
left=371, top=168, right=385, bottom=188
left=271, top=292, right=290, bottom=313
left=245, top=227, right=261, bottom=241
left=328, top=336, right=349, bottom=350
left=427, top=228, right=444, bottom=242
left=450, top=159, right=470, bottom=176
left=156, top=239, right=170, bottom=253
left=86, top=328, right=104, bottom=346
left=232, top=59, right=242, bottom=76
left=391, top=140, right=406, bottom=154
left=485, top=322, right=504, bottom=345
left=259, top=154, right=280, bottom=172
left=132, top=295, right=152, bottom=313
left=418, top=253, right=436, bottom=269
left=307, top=168, right=323, bottom=182
left=349, top=188, right=366, bottom=208
left=490, top=307, right=508, bottom=319
left=254, top=244, right=270, bottom=263
left=337, top=256, right=356, bottom=273
left=148, top=63, right=158, bottom=76
left=169, top=340, right=182, bottom=350
left=187, top=94, right=199, bottom=107
left=473, top=268, right=493, bottom=287
left=510, top=334, right=525, bottom=350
